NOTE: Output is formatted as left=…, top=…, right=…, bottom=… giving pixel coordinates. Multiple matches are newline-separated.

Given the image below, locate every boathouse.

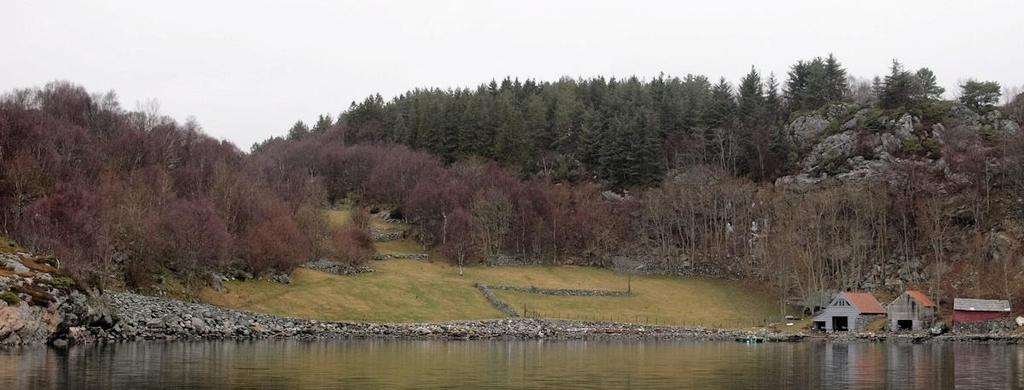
left=886, top=290, right=936, bottom=331
left=953, top=298, right=1011, bottom=323
left=812, top=292, right=885, bottom=331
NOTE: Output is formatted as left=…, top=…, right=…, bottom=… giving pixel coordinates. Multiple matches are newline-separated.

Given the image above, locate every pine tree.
left=737, top=67, right=764, bottom=129
left=823, top=54, right=848, bottom=102
left=312, top=114, right=333, bottom=134
left=785, top=61, right=812, bottom=111
left=806, top=57, right=829, bottom=107
left=705, top=78, right=736, bottom=129
left=880, top=60, right=914, bottom=109
left=493, top=91, right=530, bottom=171
left=287, top=120, right=310, bottom=140
left=959, top=80, right=1002, bottom=112
left=913, top=68, right=944, bottom=101
left=523, top=94, right=550, bottom=148
left=763, top=73, right=782, bottom=126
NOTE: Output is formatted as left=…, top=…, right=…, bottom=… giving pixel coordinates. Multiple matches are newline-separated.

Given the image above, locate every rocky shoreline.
left=4, top=249, right=1022, bottom=347
left=50, top=292, right=1024, bottom=346
left=59, top=292, right=804, bottom=344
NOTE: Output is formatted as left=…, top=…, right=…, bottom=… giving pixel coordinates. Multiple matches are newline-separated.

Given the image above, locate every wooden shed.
left=953, top=298, right=1011, bottom=323
left=812, top=292, right=886, bottom=332
left=886, top=290, right=936, bottom=331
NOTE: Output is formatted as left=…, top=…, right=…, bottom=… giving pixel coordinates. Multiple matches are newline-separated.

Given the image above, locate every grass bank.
left=200, top=207, right=782, bottom=327
left=201, top=259, right=780, bottom=327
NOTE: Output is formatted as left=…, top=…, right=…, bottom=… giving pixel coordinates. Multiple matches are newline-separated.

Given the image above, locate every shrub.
left=350, top=208, right=371, bottom=230
left=0, top=291, right=19, bottom=305
left=920, top=100, right=953, bottom=124
left=862, top=108, right=885, bottom=131
left=327, top=226, right=373, bottom=265
left=49, top=276, right=76, bottom=289
left=903, top=136, right=942, bottom=159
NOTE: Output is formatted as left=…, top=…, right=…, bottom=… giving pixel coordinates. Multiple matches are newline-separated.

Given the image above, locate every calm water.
left=1, top=339, right=1022, bottom=389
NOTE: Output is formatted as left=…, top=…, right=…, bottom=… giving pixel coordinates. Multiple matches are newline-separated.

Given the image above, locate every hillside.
left=201, top=210, right=780, bottom=327
left=201, top=257, right=779, bottom=327
left=2, top=56, right=1024, bottom=316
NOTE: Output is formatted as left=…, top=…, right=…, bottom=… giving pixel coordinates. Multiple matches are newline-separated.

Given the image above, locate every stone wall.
left=371, top=231, right=405, bottom=242
left=302, top=259, right=374, bottom=276
left=474, top=284, right=518, bottom=317
left=371, top=253, right=428, bottom=261
left=481, top=284, right=629, bottom=297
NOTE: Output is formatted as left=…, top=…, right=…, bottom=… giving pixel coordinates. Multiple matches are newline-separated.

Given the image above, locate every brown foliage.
left=326, top=226, right=373, bottom=265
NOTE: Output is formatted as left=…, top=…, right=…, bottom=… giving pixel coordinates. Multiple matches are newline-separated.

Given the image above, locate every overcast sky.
left=3, top=0, right=1022, bottom=148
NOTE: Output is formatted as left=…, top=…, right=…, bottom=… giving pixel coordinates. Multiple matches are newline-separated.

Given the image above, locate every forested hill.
left=262, top=55, right=1018, bottom=188
left=2, top=54, right=1024, bottom=310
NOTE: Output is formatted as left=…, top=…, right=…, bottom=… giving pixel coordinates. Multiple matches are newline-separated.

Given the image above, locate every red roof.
left=843, top=292, right=886, bottom=314
left=906, top=290, right=936, bottom=308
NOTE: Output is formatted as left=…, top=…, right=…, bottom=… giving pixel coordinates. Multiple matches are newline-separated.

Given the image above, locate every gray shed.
left=812, top=292, right=886, bottom=332
left=886, top=290, right=936, bottom=331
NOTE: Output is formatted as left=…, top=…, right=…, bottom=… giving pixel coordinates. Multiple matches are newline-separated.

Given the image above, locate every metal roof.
left=953, top=298, right=1011, bottom=312
left=906, top=290, right=936, bottom=308
left=842, top=292, right=886, bottom=314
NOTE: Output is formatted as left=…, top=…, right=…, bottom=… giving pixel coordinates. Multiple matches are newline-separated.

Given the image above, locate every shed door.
left=833, top=316, right=849, bottom=331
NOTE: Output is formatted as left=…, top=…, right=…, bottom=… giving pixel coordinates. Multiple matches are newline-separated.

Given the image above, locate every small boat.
left=735, top=335, right=765, bottom=344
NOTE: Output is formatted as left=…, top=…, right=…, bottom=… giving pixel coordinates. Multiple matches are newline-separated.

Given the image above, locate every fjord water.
left=1, top=340, right=1021, bottom=389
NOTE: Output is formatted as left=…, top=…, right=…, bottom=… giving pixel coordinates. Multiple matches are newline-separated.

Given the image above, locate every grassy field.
left=201, top=258, right=782, bottom=326
left=200, top=207, right=783, bottom=327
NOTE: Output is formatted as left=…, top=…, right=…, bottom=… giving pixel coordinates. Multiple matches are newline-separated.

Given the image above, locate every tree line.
left=272, top=55, right=1003, bottom=188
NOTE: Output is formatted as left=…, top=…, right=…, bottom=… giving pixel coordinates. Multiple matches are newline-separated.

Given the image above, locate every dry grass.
left=202, top=262, right=499, bottom=322
left=485, top=270, right=781, bottom=327
left=325, top=207, right=409, bottom=232
left=201, top=207, right=783, bottom=327
left=202, top=257, right=782, bottom=327
left=374, top=240, right=425, bottom=256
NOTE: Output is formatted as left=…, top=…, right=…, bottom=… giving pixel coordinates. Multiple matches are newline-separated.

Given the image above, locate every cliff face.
left=0, top=250, right=113, bottom=346
left=776, top=102, right=1019, bottom=192
left=772, top=102, right=1023, bottom=302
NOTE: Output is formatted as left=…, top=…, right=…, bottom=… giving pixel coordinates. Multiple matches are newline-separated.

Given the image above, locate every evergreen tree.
left=287, top=120, right=310, bottom=140
left=805, top=57, right=829, bottom=107
left=785, top=61, right=812, bottom=111
left=823, top=54, right=848, bottom=102
left=959, top=80, right=1002, bottom=112
left=705, top=78, right=736, bottom=129
left=312, top=114, right=333, bottom=134
left=879, top=60, right=915, bottom=109
left=523, top=94, right=550, bottom=148
left=913, top=68, right=944, bottom=101
left=492, top=92, right=530, bottom=171
left=737, top=67, right=764, bottom=129
left=763, top=73, right=782, bottom=126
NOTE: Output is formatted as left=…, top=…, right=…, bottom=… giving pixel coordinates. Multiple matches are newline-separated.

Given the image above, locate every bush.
left=920, top=100, right=953, bottom=124
left=350, top=208, right=371, bottom=230
left=327, top=227, right=373, bottom=265
left=49, top=276, right=76, bottom=289
left=0, top=291, right=19, bottom=305
left=862, top=108, right=885, bottom=131
left=903, top=136, right=942, bottom=159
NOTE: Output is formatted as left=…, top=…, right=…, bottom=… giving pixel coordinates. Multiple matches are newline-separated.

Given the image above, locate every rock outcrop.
left=0, top=251, right=111, bottom=346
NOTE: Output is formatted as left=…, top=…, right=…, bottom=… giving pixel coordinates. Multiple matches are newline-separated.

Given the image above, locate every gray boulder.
left=802, top=131, right=855, bottom=172
left=891, top=114, right=916, bottom=141
left=208, top=273, right=225, bottom=292
left=269, top=273, right=291, bottom=285
left=787, top=114, right=830, bottom=148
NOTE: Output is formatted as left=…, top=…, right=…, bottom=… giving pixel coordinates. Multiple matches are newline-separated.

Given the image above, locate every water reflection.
left=0, top=339, right=1020, bottom=389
